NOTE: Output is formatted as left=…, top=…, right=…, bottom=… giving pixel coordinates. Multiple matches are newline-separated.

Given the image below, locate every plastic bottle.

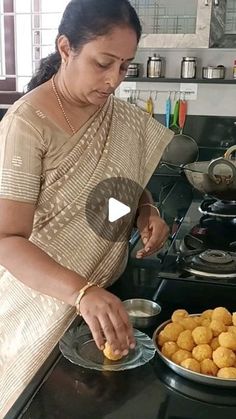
left=233, top=60, right=236, bottom=79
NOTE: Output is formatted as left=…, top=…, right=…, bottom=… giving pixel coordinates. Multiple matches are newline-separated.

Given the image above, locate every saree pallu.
left=0, top=94, right=173, bottom=416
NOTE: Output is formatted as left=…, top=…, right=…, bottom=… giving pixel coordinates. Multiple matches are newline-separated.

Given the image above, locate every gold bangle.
left=138, top=203, right=160, bottom=217
left=74, top=282, right=98, bottom=316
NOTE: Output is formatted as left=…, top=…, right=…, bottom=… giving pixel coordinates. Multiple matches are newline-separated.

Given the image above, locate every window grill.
left=0, top=0, right=5, bottom=78
left=0, top=0, right=69, bottom=92
left=129, top=0, right=197, bottom=34
left=225, top=0, right=236, bottom=34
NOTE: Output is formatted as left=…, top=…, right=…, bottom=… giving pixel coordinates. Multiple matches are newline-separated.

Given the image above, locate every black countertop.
left=13, top=264, right=236, bottom=419
left=9, top=264, right=236, bottom=419
left=18, top=351, right=236, bottom=419
left=6, top=175, right=236, bottom=419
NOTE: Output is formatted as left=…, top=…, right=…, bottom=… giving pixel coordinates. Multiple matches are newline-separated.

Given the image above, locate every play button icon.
left=108, top=198, right=131, bottom=222
left=85, top=177, right=144, bottom=242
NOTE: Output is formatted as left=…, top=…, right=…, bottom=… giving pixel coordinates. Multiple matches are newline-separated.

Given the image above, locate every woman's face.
left=62, top=26, right=138, bottom=106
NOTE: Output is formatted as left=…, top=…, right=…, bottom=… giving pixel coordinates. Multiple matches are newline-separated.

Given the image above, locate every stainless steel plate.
left=60, top=324, right=156, bottom=371
left=153, top=317, right=236, bottom=387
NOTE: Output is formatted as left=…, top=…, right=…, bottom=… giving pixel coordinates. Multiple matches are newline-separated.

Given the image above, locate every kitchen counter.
left=6, top=175, right=236, bottom=419
left=17, top=348, right=236, bottom=419
left=8, top=262, right=236, bottom=419
left=7, top=261, right=236, bottom=419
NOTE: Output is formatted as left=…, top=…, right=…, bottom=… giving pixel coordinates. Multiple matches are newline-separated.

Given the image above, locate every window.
left=0, top=0, right=70, bottom=100
left=0, top=0, right=16, bottom=93
left=0, top=0, right=6, bottom=78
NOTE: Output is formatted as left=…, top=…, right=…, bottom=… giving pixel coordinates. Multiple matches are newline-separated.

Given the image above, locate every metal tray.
left=153, top=317, right=236, bottom=387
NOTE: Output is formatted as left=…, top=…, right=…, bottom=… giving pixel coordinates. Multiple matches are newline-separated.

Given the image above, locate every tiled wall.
left=155, top=114, right=236, bottom=150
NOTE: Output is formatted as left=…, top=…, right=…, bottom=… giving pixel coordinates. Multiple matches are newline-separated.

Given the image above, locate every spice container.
left=125, top=63, right=140, bottom=78
left=147, top=54, right=164, bottom=78
left=181, top=57, right=197, bottom=79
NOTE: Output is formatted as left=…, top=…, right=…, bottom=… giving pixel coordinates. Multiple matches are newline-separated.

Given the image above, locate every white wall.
left=117, top=48, right=236, bottom=117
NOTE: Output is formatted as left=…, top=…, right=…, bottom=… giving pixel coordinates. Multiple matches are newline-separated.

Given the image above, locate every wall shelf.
left=124, top=77, right=236, bottom=84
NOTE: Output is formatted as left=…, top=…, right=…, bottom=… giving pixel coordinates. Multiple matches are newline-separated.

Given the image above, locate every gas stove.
left=159, top=198, right=236, bottom=285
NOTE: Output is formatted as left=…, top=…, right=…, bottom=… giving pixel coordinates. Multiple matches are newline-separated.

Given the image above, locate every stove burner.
left=199, top=198, right=236, bottom=218
left=181, top=215, right=236, bottom=254
left=181, top=250, right=236, bottom=279
left=159, top=199, right=236, bottom=283
left=199, top=250, right=233, bottom=264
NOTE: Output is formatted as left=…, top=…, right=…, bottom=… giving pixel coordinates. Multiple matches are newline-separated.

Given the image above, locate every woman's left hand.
left=136, top=205, right=169, bottom=258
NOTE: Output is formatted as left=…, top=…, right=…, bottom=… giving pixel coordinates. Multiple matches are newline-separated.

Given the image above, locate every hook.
left=134, top=89, right=138, bottom=104
left=130, top=90, right=135, bottom=104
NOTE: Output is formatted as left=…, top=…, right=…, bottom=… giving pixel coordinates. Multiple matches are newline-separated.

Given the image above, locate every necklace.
left=51, top=75, right=76, bottom=135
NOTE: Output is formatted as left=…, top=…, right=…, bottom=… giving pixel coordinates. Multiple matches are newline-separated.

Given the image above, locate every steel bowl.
left=153, top=317, right=236, bottom=387
left=123, top=298, right=162, bottom=329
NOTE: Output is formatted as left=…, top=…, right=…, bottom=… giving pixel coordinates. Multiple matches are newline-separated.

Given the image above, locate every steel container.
left=153, top=317, right=236, bottom=387
left=147, top=54, right=164, bottom=78
left=202, top=65, right=225, bottom=79
left=125, top=63, right=140, bottom=78
left=123, top=299, right=162, bottom=329
left=181, top=57, right=197, bottom=78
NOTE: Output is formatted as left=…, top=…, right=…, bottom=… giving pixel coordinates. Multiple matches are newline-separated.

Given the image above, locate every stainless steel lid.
left=149, top=54, right=162, bottom=61
left=128, top=63, right=139, bottom=68
left=202, top=65, right=223, bottom=70
left=182, top=57, right=196, bottom=61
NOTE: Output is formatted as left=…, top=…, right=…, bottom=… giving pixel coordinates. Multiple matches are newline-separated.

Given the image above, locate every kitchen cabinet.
left=131, top=0, right=212, bottom=48
left=210, top=0, right=236, bottom=47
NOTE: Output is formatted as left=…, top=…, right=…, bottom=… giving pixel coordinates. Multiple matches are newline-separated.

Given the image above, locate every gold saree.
left=0, top=94, right=173, bottom=416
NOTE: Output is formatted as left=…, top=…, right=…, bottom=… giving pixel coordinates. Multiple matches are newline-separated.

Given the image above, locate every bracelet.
left=138, top=203, right=161, bottom=217
left=74, top=282, right=99, bottom=316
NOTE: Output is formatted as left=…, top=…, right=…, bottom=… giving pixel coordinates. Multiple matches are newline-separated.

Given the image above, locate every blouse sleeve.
left=0, top=113, right=45, bottom=204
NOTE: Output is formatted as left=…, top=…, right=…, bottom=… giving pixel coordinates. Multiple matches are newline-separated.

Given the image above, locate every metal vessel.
left=125, top=63, right=140, bottom=78
left=147, top=54, right=164, bottom=78
left=202, top=65, right=225, bottom=79
left=181, top=57, right=197, bottom=79
left=153, top=317, right=236, bottom=387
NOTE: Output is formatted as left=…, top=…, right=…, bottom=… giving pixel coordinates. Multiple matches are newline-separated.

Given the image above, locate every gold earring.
left=62, top=58, right=66, bottom=65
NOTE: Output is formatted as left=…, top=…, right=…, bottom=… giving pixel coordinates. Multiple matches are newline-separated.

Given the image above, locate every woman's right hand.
left=79, top=286, right=135, bottom=356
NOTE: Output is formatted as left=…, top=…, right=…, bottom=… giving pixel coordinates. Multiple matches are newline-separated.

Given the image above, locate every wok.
left=183, top=145, right=236, bottom=201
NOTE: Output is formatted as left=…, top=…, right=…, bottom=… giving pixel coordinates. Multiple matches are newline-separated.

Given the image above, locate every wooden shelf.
left=124, top=77, right=236, bottom=84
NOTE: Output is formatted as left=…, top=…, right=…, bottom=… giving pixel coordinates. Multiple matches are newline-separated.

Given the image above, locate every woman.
left=0, top=0, right=173, bottom=415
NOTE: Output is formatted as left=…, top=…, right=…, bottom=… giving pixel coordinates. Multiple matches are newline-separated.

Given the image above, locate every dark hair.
left=27, top=0, right=141, bottom=91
